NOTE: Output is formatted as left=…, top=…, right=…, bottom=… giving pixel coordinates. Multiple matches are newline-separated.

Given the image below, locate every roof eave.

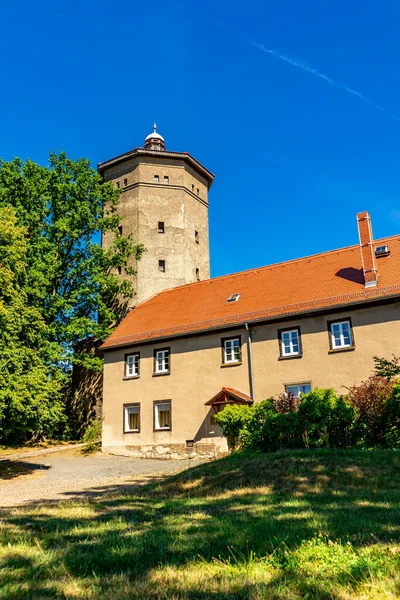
left=101, top=291, right=400, bottom=352
left=98, top=148, right=215, bottom=189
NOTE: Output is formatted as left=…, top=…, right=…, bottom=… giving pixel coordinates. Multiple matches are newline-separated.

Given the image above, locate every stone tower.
left=99, top=125, right=214, bottom=305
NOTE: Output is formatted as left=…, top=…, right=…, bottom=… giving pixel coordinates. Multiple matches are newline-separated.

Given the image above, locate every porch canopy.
left=205, top=387, right=253, bottom=412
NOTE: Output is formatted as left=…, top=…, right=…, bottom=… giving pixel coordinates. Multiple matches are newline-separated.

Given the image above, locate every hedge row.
left=215, top=378, right=400, bottom=452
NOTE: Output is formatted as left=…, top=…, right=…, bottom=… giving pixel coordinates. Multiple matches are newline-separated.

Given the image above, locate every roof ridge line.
left=135, top=234, right=399, bottom=304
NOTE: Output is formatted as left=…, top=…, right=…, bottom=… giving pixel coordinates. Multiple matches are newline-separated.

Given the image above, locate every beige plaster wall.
left=102, top=302, right=400, bottom=456
left=251, top=303, right=400, bottom=399
left=102, top=327, right=249, bottom=455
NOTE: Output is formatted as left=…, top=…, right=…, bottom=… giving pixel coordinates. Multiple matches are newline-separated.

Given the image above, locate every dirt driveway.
left=0, top=449, right=205, bottom=508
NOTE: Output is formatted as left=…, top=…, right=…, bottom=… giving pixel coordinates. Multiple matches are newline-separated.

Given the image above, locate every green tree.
left=0, top=154, right=143, bottom=442
left=0, top=207, right=65, bottom=442
left=373, top=355, right=400, bottom=380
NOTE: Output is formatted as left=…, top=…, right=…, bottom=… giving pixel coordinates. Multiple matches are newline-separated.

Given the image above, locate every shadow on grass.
left=0, top=449, right=399, bottom=599
left=0, top=460, right=50, bottom=480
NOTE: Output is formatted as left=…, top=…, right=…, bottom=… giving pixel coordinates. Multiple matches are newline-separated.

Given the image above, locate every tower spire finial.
left=144, top=123, right=165, bottom=151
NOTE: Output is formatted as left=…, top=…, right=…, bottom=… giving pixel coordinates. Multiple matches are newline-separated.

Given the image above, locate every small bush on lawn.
left=214, top=404, right=253, bottom=449
left=297, top=388, right=356, bottom=448
left=347, top=376, right=395, bottom=445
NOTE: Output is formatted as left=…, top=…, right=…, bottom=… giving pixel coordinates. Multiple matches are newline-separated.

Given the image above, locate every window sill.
left=123, top=376, right=140, bottom=381
left=154, top=428, right=171, bottom=432
left=278, top=354, right=303, bottom=361
left=328, top=346, right=356, bottom=354
left=152, top=372, right=171, bottom=377
left=123, top=430, right=140, bottom=434
left=220, top=362, right=242, bottom=368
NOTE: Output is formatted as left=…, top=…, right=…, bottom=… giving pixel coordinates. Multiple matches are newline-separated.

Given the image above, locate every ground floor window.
left=285, top=383, right=312, bottom=398
left=154, top=400, right=171, bottom=430
left=124, top=403, right=140, bottom=433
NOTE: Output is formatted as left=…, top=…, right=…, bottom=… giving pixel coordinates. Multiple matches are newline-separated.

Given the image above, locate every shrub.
left=383, top=384, right=400, bottom=447
left=347, top=376, right=394, bottom=445
left=297, top=389, right=356, bottom=448
left=239, top=399, right=301, bottom=453
left=81, top=417, right=102, bottom=454
left=238, top=391, right=355, bottom=453
left=214, top=404, right=254, bottom=449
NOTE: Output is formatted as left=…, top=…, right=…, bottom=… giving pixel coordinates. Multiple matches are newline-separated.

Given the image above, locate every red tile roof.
left=102, top=235, right=400, bottom=350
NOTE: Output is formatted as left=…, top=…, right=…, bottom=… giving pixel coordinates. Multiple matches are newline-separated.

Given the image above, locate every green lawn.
left=1, top=449, right=399, bottom=599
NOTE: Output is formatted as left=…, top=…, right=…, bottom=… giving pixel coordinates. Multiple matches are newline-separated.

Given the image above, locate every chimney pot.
left=357, top=211, right=378, bottom=288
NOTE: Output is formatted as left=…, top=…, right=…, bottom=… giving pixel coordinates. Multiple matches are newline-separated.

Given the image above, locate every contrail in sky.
left=249, top=40, right=400, bottom=124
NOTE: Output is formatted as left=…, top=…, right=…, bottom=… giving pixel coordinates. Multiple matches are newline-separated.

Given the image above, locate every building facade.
left=99, top=125, right=214, bottom=305
left=101, top=211, right=400, bottom=458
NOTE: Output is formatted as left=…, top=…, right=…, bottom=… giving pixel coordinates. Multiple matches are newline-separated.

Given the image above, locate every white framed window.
left=280, top=329, right=300, bottom=356
left=124, top=404, right=140, bottom=433
left=285, top=383, right=312, bottom=398
left=164, top=176, right=169, bottom=184
left=154, top=401, right=171, bottom=430
left=330, top=320, right=353, bottom=349
left=154, top=175, right=159, bottom=183
left=125, top=353, right=139, bottom=377
left=154, top=348, right=170, bottom=374
left=223, top=337, right=241, bottom=364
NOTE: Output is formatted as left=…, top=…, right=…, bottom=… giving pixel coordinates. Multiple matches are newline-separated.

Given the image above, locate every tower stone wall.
left=99, top=127, right=214, bottom=305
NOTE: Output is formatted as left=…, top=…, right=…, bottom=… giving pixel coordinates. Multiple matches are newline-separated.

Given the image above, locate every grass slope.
left=0, top=449, right=399, bottom=599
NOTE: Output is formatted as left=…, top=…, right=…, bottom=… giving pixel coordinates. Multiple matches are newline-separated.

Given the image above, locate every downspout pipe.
left=245, top=322, right=255, bottom=400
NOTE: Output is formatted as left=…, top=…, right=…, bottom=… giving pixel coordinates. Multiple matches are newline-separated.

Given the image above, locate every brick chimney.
left=357, top=211, right=378, bottom=288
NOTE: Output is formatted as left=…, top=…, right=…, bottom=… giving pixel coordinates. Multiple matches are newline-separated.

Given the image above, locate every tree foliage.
left=0, top=207, right=65, bottom=442
left=0, top=153, right=143, bottom=442
left=373, top=355, right=400, bottom=380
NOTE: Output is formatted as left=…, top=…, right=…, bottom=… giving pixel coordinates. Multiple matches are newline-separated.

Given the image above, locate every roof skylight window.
left=226, top=293, right=240, bottom=304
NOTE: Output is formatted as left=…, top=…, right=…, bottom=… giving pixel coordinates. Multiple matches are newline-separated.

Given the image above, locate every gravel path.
left=0, top=449, right=205, bottom=508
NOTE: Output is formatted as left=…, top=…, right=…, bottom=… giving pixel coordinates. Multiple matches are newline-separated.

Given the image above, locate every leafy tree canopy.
left=0, top=153, right=143, bottom=442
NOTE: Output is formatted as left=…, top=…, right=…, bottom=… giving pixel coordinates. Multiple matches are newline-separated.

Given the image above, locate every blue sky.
left=1, top=0, right=399, bottom=277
